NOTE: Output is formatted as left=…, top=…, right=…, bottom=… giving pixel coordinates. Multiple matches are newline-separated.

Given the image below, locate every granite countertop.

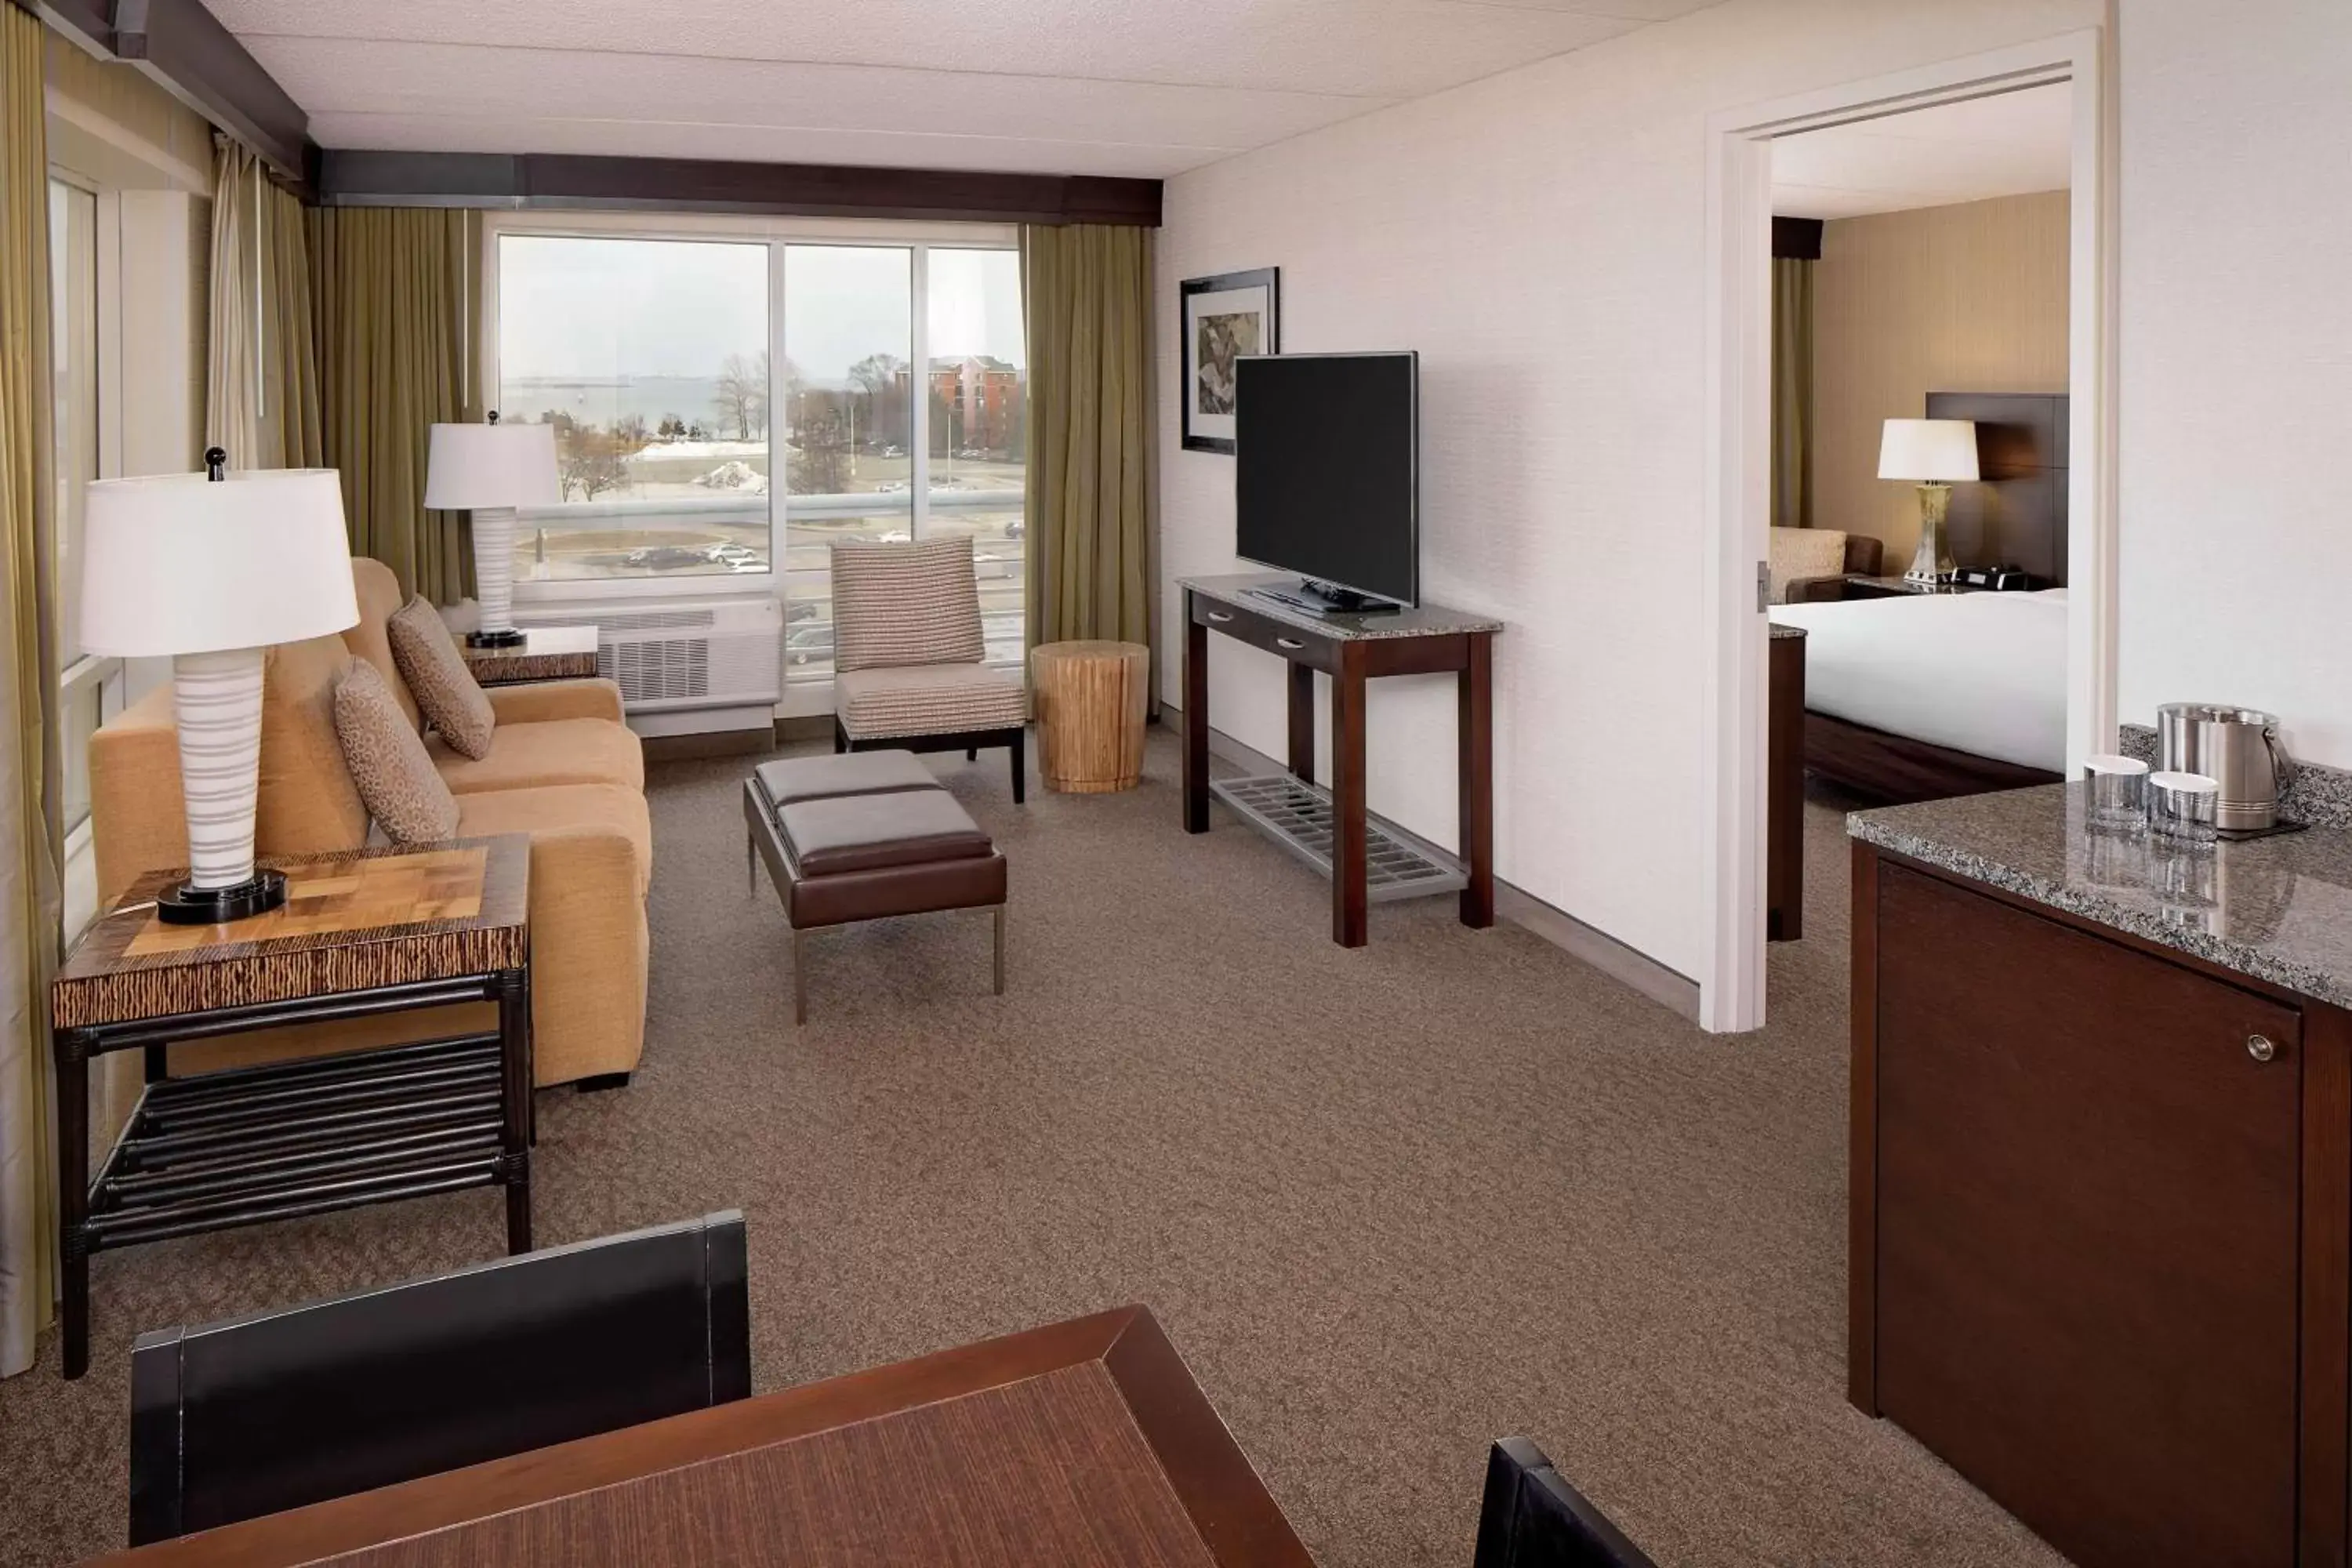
left=1769, top=623, right=1807, bottom=640
left=1850, top=783, right=2352, bottom=1010
left=1180, top=574, right=1504, bottom=640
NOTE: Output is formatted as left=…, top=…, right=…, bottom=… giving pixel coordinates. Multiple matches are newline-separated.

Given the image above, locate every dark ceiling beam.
left=110, top=0, right=311, bottom=181
left=30, top=0, right=114, bottom=43
left=320, top=150, right=1163, bottom=228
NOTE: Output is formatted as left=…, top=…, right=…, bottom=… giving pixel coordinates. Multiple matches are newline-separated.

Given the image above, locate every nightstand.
left=50, top=837, right=534, bottom=1378
left=1837, top=575, right=1986, bottom=601
left=461, top=624, right=600, bottom=685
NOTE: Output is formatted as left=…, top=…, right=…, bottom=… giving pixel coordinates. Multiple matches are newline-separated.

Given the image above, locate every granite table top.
left=1850, top=782, right=2352, bottom=1011
left=1179, top=574, right=1503, bottom=641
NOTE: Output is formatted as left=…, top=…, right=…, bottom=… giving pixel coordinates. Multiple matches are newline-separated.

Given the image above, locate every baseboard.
left=1161, top=700, right=1700, bottom=1022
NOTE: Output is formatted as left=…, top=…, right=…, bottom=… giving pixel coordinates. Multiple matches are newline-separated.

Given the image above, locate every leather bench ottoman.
left=744, top=752, right=1007, bottom=1024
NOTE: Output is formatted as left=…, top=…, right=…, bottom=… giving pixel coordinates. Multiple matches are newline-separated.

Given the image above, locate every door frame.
left=1698, top=28, right=2118, bottom=1032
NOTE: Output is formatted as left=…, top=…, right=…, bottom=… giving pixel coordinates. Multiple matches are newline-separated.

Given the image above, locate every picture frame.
left=1180, top=268, right=1279, bottom=454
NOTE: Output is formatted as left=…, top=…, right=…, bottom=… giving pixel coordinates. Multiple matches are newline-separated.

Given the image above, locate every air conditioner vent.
left=511, top=595, right=782, bottom=727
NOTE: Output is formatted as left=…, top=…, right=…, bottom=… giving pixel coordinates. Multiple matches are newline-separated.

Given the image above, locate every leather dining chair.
left=128, top=1210, right=750, bottom=1546
left=1473, top=1436, right=1657, bottom=1568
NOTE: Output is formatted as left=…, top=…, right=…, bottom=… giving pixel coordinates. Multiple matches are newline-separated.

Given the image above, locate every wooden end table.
left=460, top=626, right=600, bottom=686
left=51, top=837, right=534, bottom=1379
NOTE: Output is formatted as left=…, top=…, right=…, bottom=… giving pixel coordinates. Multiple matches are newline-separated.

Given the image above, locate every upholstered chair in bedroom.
left=1773, top=528, right=1884, bottom=603
left=828, top=535, right=1029, bottom=802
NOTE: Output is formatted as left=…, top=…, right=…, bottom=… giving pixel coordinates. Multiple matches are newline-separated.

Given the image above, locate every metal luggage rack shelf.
left=87, top=1036, right=508, bottom=1253
left=1209, top=774, right=1468, bottom=902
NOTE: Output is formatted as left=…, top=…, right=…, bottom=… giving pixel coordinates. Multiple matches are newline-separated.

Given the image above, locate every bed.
left=1774, top=390, right=2071, bottom=804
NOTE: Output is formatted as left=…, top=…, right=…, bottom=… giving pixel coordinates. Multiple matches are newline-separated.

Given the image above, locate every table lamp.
left=424, top=412, right=560, bottom=647
left=1878, top=417, right=1980, bottom=586
left=80, top=450, right=360, bottom=924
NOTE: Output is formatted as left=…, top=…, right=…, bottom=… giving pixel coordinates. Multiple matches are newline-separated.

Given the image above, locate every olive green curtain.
left=307, top=206, right=481, bottom=602
left=0, top=3, right=65, bottom=1380
left=1019, top=224, right=1156, bottom=670
left=1769, top=256, right=1814, bottom=531
left=207, top=135, right=323, bottom=470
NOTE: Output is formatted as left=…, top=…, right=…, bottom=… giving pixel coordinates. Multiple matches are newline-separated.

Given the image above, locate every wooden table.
left=1768, top=624, right=1806, bottom=942
left=89, top=1304, right=1317, bottom=1566
left=1180, top=575, right=1499, bottom=948
left=52, top=838, right=534, bottom=1380
left=459, top=625, right=599, bottom=685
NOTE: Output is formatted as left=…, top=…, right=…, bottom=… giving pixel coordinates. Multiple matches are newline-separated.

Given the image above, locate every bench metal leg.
left=793, top=927, right=808, bottom=1025
left=993, top=906, right=1005, bottom=996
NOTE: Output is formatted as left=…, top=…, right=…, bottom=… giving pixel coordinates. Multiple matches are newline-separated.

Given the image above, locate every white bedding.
left=1769, top=589, right=2067, bottom=771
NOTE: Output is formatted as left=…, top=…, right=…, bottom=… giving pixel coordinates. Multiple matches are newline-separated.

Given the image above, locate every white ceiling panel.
left=1772, top=82, right=2073, bottom=220
left=207, top=0, right=1729, bottom=176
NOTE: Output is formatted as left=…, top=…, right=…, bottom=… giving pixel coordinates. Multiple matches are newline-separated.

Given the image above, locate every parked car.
left=786, top=624, right=836, bottom=666
left=621, top=545, right=715, bottom=572
left=1003, top=517, right=1025, bottom=540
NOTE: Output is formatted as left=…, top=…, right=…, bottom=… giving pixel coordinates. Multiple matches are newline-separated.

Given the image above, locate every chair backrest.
left=829, top=535, right=985, bottom=673
left=1473, top=1437, right=1657, bottom=1568
left=129, top=1211, right=751, bottom=1546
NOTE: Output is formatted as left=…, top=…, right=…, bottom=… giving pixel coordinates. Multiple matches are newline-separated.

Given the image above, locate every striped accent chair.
left=829, top=535, right=1029, bottom=802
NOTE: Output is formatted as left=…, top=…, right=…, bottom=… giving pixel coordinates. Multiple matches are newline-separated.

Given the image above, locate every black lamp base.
left=156, top=869, right=288, bottom=927
left=466, top=628, right=528, bottom=649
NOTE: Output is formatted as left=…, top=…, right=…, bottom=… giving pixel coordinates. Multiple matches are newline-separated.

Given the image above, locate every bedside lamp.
left=1878, top=418, right=1980, bottom=586
left=424, top=412, right=559, bottom=648
left=80, top=451, right=359, bottom=924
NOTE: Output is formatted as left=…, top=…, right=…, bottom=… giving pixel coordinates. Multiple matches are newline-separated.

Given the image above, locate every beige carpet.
left=0, top=733, right=2067, bottom=1566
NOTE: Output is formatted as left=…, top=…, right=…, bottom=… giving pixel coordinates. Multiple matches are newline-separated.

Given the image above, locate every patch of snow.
left=631, top=439, right=767, bottom=462
left=693, top=460, right=768, bottom=494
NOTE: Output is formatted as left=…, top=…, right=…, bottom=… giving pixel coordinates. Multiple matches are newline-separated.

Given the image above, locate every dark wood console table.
left=1180, top=575, right=1499, bottom=948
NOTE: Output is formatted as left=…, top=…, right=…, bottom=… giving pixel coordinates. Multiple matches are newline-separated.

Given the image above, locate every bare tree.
left=787, top=400, right=852, bottom=495
left=713, top=350, right=789, bottom=441
left=557, top=423, right=631, bottom=501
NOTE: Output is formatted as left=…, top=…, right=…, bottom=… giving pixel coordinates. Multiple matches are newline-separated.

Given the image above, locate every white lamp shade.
left=1878, top=419, right=1980, bottom=482
left=79, top=469, right=360, bottom=658
left=424, top=421, right=560, bottom=510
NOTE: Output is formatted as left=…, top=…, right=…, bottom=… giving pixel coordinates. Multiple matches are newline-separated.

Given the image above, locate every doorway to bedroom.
left=1699, top=33, right=2114, bottom=1031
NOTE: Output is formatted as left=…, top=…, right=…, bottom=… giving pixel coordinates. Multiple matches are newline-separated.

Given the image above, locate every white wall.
left=1158, top=0, right=2099, bottom=980
left=2115, top=0, right=2352, bottom=765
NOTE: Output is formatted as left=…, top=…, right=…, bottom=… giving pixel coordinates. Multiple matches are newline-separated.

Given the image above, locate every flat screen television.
left=1235, top=351, right=1417, bottom=612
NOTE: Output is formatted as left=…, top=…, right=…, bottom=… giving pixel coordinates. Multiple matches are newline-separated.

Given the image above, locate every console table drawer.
left=1189, top=593, right=1338, bottom=673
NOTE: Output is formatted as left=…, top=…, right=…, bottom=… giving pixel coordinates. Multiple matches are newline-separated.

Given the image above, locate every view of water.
left=500, top=376, right=735, bottom=432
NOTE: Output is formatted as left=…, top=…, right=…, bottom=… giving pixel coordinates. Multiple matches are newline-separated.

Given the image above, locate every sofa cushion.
left=779, top=789, right=992, bottom=877
left=1768, top=526, right=1850, bottom=604
left=426, top=716, right=644, bottom=794
left=344, top=557, right=423, bottom=733
left=829, top=536, right=985, bottom=673
left=388, top=595, right=495, bottom=759
left=456, top=782, right=652, bottom=898
left=835, top=663, right=1028, bottom=741
left=257, top=637, right=371, bottom=857
left=333, top=662, right=459, bottom=844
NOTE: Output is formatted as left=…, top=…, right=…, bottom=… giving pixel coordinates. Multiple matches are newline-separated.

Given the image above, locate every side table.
left=1031, top=640, right=1149, bottom=793
left=460, top=626, right=600, bottom=686
left=50, top=836, right=535, bottom=1379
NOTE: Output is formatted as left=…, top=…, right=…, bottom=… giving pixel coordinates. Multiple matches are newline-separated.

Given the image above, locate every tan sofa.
left=89, top=559, right=650, bottom=1102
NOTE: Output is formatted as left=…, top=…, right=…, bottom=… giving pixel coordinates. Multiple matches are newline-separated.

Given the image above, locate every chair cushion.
left=388, top=595, right=496, bottom=759
left=456, top=782, right=652, bottom=898
left=829, top=535, right=984, bottom=673
left=343, top=557, right=423, bottom=733
left=835, top=664, right=1028, bottom=742
left=256, top=637, right=371, bottom=857
left=779, top=790, right=992, bottom=877
left=332, top=662, right=459, bottom=845
left=426, top=717, right=645, bottom=795
left=753, top=751, right=939, bottom=810
left=1767, top=526, right=1850, bottom=604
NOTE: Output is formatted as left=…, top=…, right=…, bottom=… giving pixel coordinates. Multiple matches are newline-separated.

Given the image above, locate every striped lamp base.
left=164, top=646, right=283, bottom=924
left=470, top=505, right=521, bottom=643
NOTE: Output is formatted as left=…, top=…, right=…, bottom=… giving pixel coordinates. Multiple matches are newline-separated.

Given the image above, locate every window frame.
left=479, top=210, right=1020, bottom=607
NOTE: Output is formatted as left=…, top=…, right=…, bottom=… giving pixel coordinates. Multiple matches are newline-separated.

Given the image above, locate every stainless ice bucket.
left=2155, top=703, right=2294, bottom=831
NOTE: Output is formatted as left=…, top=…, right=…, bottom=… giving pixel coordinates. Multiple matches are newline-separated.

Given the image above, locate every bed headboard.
left=1923, top=391, right=2069, bottom=586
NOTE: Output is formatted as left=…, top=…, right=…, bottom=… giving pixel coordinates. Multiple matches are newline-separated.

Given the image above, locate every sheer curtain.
left=1018, top=224, right=1156, bottom=667
left=207, top=135, right=322, bottom=470
left=0, top=1, right=65, bottom=1381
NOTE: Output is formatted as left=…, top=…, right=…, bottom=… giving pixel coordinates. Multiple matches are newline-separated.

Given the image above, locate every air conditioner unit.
left=512, top=597, right=781, bottom=739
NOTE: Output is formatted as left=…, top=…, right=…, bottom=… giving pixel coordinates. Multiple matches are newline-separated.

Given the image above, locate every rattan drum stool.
left=1029, top=641, right=1150, bottom=793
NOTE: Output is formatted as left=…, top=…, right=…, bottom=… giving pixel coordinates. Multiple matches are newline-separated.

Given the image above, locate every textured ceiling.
left=206, top=0, right=1725, bottom=177
left=1772, top=83, right=2074, bottom=221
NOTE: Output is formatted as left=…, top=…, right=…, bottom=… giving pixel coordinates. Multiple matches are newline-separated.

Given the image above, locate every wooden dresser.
left=1849, top=787, right=2352, bottom=1568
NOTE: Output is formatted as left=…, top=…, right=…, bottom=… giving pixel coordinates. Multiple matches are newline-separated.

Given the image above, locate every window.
left=488, top=223, right=1028, bottom=682
left=49, top=176, right=122, bottom=843
left=496, top=234, right=772, bottom=583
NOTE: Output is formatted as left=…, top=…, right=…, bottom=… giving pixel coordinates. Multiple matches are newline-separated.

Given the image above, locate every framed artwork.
left=1179, top=268, right=1279, bottom=453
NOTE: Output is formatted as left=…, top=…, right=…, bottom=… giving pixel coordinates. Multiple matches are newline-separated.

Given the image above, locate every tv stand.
left=1248, top=579, right=1400, bottom=616
left=1181, top=574, right=1501, bottom=948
